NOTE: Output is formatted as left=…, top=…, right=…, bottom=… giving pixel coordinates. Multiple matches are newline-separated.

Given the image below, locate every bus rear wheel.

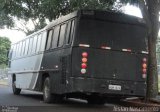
left=43, top=77, right=63, bottom=103
left=12, top=80, right=21, bottom=95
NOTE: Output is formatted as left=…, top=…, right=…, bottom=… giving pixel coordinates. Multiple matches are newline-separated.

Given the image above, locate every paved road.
left=0, top=85, right=116, bottom=112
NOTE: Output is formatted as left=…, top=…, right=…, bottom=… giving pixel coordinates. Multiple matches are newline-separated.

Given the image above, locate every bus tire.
left=12, top=80, right=21, bottom=95
left=43, top=77, right=53, bottom=103
left=43, top=77, right=63, bottom=103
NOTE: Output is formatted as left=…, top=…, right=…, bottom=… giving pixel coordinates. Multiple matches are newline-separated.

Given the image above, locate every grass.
left=0, top=79, right=8, bottom=85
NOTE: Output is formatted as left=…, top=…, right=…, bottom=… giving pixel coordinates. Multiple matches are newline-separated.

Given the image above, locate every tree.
left=0, top=0, right=47, bottom=35
left=0, top=0, right=118, bottom=35
left=138, top=0, right=160, bottom=99
left=0, top=37, right=11, bottom=68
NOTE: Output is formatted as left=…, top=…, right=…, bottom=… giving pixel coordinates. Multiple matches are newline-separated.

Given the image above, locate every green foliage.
left=0, top=0, right=139, bottom=35
left=0, top=37, right=11, bottom=68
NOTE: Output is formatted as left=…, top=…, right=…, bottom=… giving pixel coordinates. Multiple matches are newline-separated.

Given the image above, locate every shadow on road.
left=0, top=86, right=115, bottom=112
left=19, top=91, right=114, bottom=107
left=20, top=93, right=43, bottom=101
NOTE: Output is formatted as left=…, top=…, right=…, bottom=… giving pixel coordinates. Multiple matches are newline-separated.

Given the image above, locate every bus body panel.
left=70, top=47, right=147, bottom=96
left=72, top=47, right=147, bottom=81
left=9, top=53, right=44, bottom=89
left=68, top=77, right=146, bottom=97
left=40, top=47, right=72, bottom=94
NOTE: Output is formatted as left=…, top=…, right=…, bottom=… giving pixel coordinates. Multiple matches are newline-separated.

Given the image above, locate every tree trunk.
left=147, top=32, right=159, bottom=98
left=142, top=0, right=160, bottom=99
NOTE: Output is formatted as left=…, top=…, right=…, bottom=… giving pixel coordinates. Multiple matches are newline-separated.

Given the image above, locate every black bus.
left=8, top=10, right=148, bottom=104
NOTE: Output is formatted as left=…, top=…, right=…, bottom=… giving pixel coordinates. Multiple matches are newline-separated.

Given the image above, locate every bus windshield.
left=76, top=19, right=148, bottom=52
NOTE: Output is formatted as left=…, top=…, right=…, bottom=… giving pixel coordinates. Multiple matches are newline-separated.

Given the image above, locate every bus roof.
left=80, top=10, right=146, bottom=26
left=45, top=11, right=79, bottom=29
left=45, top=10, right=146, bottom=29
left=12, top=9, right=146, bottom=45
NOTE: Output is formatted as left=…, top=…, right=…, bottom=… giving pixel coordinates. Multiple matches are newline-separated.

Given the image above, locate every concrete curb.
left=121, top=99, right=160, bottom=107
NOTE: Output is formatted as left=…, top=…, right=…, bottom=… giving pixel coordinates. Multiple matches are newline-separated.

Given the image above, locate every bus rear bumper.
left=68, top=77, right=146, bottom=97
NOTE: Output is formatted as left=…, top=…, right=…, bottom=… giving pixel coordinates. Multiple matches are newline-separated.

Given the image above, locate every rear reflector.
left=101, top=46, right=111, bottom=50
left=142, top=51, right=149, bottom=54
left=122, top=49, right=132, bottom=52
left=79, top=44, right=90, bottom=48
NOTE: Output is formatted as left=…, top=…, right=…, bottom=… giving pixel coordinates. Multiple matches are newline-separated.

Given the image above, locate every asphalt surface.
left=0, top=85, right=116, bottom=112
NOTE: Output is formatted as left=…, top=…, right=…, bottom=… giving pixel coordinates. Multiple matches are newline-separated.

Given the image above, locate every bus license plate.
left=108, top=85, right=121, bottom=91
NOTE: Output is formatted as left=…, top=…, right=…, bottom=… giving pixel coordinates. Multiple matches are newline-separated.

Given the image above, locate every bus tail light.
left=81, top=63, right=87, bottom=69
left=82, top=58, right=87, bottom=63
left=142, top=58, right=147, bottom=78
left=81, top=69, right=87, bottom=74
left=143, top=58, right=147, bottom=62
left=82, top=52, right=88, bottom=57
left=142, top=63, right=147, bottom=69
left=142, top=69, right=147, bottom=74
left=81, top=52, right=88, bottom=74
left=142, top=74, right=147, bottom=79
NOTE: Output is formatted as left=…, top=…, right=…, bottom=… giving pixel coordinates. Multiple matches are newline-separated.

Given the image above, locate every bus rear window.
left=76, top=19, right=148, bottom=52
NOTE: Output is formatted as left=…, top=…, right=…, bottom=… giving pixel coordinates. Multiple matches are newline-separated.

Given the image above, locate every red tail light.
left=81, top=63, right=87, bottom=69
left=82, top=58, right=87, bottom=63
left=142, top=58, right=147, bottom=78
left=142, top=69, right=147, bottom=74
left=142, top=63, right=147, bottom=69
left=81, top=52, right=88, bottom=74
left=82, top=52, right=88, bottom=58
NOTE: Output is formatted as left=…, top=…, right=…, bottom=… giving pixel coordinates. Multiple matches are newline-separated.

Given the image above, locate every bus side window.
left=21, top=41, right=25, bottom=56
left=65, top=21, right=71, bottom=45
left=58, top=24, right=66, bottom=47
left=69, top=20, right=75, bottom=44
left=18, top=42, right=22, bottom=57
left=46, top=30, right=53, bottom=50
left=36, top=34, right=42, bottom=53
left=40, top=31, right=47, bottom=51
left=17, top=43, right=21, bottom=58
left=32, top=35, right=38, bottom=54
left=14, top=44, right=18, bottom=58
left=12, top=45, right=16, bottom=59
left=23, top=41, right=26, bottom=55
left=21, top=41, right=23, bottom=56
left=28, top=37, right=33, bottom=55
left=52, top=26, right=60, bottom=49
left=24, top=39, right=29, bottom=55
